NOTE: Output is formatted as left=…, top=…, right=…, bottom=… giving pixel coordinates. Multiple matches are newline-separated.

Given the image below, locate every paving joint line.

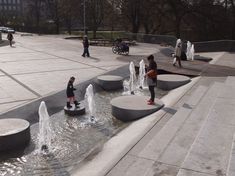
left=17, top=45, right=108, bottom=71
left=10, top=67, right=100, bottom=76
left=0, top=98, right=35, bottom=105
left=0, top=69, right=42, bottom=98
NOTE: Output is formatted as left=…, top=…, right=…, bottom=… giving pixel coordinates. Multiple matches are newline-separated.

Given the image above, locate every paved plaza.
left=0, top=33, right=158, bottom=114
left=1, top=33, right=235, bottom=176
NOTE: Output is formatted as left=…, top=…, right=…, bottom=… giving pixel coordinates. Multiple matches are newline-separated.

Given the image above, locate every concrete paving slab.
left=218, top=84, right=235, bottom=99
left=181, top=90, right=235, bottom=175
left=0, top=76, right=37, bottom=102
left=227, top=135, right=235, bottom=176
left=214, top=53, right=235, bottom=67
left=207, top=98, right=235, bottom=126
left=107, top=155, right=179, bottom=176
left=0, top=52, right=58, bottom=63
left=14, top=67, right=105, bottom=96
left=0, top=100, right=28, bottom=114
left=177, top=169, right=212, bottom=176
left=182, top=122, right=235, bottom=175
left=1, top=58, right=92, bottom=75
left=145, top=162, right=179, bottom=176
left=0, top=46, right=34, bottom=54
left=106, top=154, right=154, bottom=176
left=225, top=76, right=235, bottom=85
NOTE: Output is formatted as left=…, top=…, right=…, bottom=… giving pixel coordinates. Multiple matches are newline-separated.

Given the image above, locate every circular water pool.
left=0, top=87, right=167, bottom=176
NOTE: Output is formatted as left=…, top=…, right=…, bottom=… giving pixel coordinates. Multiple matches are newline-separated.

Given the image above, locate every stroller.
left=112, top=39, right=129, bottom=55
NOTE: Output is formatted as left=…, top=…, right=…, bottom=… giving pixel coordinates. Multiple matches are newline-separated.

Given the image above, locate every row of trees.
left=2, top=0, right=235, bottom=41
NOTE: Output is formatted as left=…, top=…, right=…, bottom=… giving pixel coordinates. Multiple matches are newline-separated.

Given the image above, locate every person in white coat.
left=173, top=39, right=182, bottom=67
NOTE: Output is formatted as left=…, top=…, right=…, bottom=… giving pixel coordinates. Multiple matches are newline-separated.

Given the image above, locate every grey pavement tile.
left=106, top=154, right=154, bottom=176
left=0, top=76, right=37, bottom=102
left=177, top=169, right=213, bottom=176
left=0, top=100, right=29, bottom=114
left=14, top=68, right=105, bottom=96
left=182, top=121, right=235, bottom=175
left=1, top=58, right=92, bottom=75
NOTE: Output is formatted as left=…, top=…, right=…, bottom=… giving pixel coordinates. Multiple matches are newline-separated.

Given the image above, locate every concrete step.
left=158, top=83, right=221, bottom=167
left=180, top=83, right=235, bottom=176
left=225, top=76, right=235, bottom=86
left=135, top=85, right=209, bottom=161
left=106, top=85, right=209, bottom=176
left=227, top=134, right=235, bottom=176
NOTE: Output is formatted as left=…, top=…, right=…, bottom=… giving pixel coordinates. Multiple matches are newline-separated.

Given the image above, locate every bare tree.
left=86, top=0, right=105, bottom=38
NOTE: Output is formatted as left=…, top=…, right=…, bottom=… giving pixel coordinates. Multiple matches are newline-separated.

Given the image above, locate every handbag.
left=147, top=69, right=157, bottom=78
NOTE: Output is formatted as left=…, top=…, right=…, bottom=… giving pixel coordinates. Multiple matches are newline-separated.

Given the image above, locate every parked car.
left=0, top=26, right=7, bottom=32
left=6, top=28, right=15, bottom=33
left=0, top=26, right=15, bottom=33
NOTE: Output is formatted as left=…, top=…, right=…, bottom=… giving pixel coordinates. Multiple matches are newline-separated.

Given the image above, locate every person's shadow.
left=88, top=56, right=100, bottom=62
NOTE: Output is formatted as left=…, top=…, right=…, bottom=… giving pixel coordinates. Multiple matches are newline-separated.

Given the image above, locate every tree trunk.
left=144, top=23, right=149, bottom=34
left=93, top=29, right=97, bottom=39
left=175, top=17, right=181, bottom=38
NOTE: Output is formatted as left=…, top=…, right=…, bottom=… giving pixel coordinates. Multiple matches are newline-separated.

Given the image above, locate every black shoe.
left=67, top=102, right=72, bottom=109
left=74, top=100, right=80, bottom=108
left=82, top=55, right=85, bottom=57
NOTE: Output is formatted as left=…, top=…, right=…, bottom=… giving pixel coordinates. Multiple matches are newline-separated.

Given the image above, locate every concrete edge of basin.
left=71, top=76, right=201, bottom=176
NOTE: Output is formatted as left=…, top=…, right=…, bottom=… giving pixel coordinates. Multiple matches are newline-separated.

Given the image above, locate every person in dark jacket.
left=82, top=35, right=90, bottom=57
left=7, top=32, right=13, bottom=47
left=66, top=76, right=80, bottom=108
left=146, top=55, right=157, bottom=105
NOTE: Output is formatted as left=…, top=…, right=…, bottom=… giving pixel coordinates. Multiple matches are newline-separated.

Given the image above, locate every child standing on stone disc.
left=66, top=77, right=80, bottom=108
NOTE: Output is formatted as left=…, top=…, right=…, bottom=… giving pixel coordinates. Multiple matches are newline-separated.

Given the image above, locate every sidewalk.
left=0, top=33, right=158, bottom=114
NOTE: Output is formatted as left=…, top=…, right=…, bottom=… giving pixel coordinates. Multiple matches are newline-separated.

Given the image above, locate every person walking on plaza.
left=7, top=32, right=13, bottom=47
left=173, top=39, right=182, bottom=67
left=82, top=35, right=90, bottom=57
left=146, top=55, right=157, bottom=105
left=66, top=76, right=80, bottom=109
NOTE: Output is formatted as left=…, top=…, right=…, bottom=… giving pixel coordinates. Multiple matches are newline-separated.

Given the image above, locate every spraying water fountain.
left=186, top=41, right=192, bottom=60
left=191, top=44, right=195, bottom=61
left=138, top=59, right=146, bottom=89
left=0, top=70, right=168, bottom=175
left=38, top=101, right=52, bottom=154
left=186, top=41, right=195, bottom=61
left=129, top=62, right=136, bottom=94
left=123, top=62, right=137, bottom=95
left=85, top=84, right=96, bottom=122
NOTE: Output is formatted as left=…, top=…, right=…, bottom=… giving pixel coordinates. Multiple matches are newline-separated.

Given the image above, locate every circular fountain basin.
left=64, top=104, right=85, bottom=116
left=0, top=118, right=30, bottom=151
left=157, top=74, right=191, bottom=90
left=97, top=75, right=124, bottom=91
left=111, top=96, right=164, bottom=122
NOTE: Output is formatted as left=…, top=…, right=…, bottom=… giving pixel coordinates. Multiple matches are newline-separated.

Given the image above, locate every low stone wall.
left=125, top=33, right=177, bottom=46
left=194, top=40, right=235, bottom=52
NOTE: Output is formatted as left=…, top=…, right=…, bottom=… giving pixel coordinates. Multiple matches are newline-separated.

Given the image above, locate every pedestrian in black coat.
left=7, top=32, right=13, bottom=47
left=82, top=35, right=90, bottom=57
left=66, top=77, right=79, bottom=108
